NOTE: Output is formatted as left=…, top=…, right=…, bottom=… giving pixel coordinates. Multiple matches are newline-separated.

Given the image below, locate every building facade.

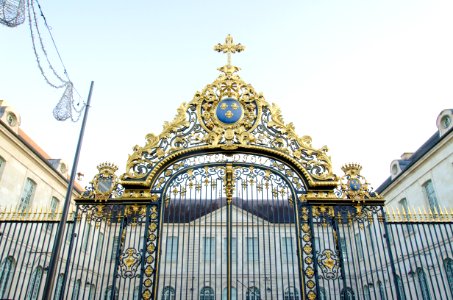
left=376, top=108, right=453, bottom=211
left=0, top=100, right=80, bottom=212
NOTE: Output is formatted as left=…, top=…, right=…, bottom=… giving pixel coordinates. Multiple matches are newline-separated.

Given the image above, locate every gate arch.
left=152, top=154, right=306, bottom=300
left=78, top=36, right=384, bottom=300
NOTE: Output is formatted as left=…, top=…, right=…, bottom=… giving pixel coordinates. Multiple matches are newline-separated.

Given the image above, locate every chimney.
left=400, top=152, right=413, bottom=160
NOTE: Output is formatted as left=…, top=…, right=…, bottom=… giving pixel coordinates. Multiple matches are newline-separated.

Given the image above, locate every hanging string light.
left=2, top=0, right=84, bottom=121
left=0, top=0, right=25, bottom=27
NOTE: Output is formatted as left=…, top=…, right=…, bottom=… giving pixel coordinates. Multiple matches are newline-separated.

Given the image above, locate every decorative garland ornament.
left=1, top=0, right=84, bottom=121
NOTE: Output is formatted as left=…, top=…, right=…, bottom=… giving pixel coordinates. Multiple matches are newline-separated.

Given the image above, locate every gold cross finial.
left=214, top=34, right=245, bottom=66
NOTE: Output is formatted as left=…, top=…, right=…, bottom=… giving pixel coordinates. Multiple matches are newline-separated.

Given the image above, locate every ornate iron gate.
left=1, top=35, right=452, bottom=300
left=154, top=157, right=306, bottom=299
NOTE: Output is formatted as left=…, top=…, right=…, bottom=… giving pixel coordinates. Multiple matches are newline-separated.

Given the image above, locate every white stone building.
left=0, top=100, right=81, bottom=212
left=376, top=108, right=453, bottom=211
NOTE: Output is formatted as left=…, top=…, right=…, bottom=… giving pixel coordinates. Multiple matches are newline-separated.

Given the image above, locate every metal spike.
left=423, top=207, right=428, bottom=221
left=396, top=207, right=400, bottom=222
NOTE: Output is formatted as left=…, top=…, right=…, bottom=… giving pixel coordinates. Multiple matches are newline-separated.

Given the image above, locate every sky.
left=1, top=0, right=452, bottom=190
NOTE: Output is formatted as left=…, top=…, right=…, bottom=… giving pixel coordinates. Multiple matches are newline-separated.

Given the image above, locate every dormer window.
left=441, top=115, right=451, bottom=129
left=60, top=163, right=67, bottom=174
left=6, top=113, right=17, bottom=126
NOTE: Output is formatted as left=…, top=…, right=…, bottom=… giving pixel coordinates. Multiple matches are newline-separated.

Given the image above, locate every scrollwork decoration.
left=120, top=35, right=338, bottom=188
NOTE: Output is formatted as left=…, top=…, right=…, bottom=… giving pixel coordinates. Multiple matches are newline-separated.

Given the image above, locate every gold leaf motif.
left=143, top=290, right=151, bottom=300
left=225, top=110, right=233, bottom=118
left=144, top=279, right=152, bottom=287
left=145, top=266, right=153, bottom=276
left=305, top=267, right=314, bottom=278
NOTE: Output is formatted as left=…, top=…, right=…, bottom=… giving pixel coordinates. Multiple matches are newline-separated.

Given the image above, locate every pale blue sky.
left=1, top=0, right=452, bottom=188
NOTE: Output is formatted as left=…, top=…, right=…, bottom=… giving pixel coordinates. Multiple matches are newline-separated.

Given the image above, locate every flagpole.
left=43, top=81, right=94, bottom=300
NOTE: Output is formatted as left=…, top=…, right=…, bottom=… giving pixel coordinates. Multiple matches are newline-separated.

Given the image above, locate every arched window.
left=0, top=156, right=5, bottom=181
left=417, top=268, right=432, bottom=300
left=319, top=287, right=327, bottom=300
left=200, top=286, right=214, bottom=300
left=72, top=279, right=81, bottom=299
left=0, top=256, right=15, bottom=297
left=284, top=286, right=299, bottom=300
left=395, top=275, right=406, bottom=300
left=162, top=286, right=176, bottom=300
left=26, top=266, right=43, bottom=300
left=363, top=285, right=371, bottom=300
left=104, top=285, right=119, bottom=300
left=54, top=273, right=64, bottom=300
left=133, top=286, right=140, bottom=300
left=246, top=287, right=260, bottom=300
left=19, top=178, right=36, bottom=212
left=444, top=258, right=453, bottom=295
left=378, top=281, right=386, bottom=300
left=88, top=284, right=96, bottom=300
left=340, top=287, right=355, bottom=300
left=222, top=287, right=237, bottom=300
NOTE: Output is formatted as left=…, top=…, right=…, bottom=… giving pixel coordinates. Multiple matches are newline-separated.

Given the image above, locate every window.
left=441, top=115, right=451, bottom=129
left=247, top=237, right=259, bottom=262
left=166, top=236, right=178, bottom=262
left=444, top=258, right=453, bottom=295
left=378, top=281, right=386, bottom=300
left=133, top=286, right=140, bottom=300
left=54, top=274, right=64, bottom=300
left=282, top=237, right=295, bottom=263
left=104, top=285, right=118, bottom=300
left=222, top=287, right=237, bottom=300
left=19, top=178, right=36, bottom=212
left=162, top=286, right=175, bottom=300
left=399, top=198, right=413, bottom=232
left=223, top=237, right=237, bottom=262
left=83, top=223, right=92, bottom=252
left=319, top=287, right=327, bottom=300
left=6, top=113, right=17, bottom=126
left=112, top=236, right=120, bottom=261
left=26, top=266, right=43, bottom=300
left=50, top=197, right=60, bottom=217
left=246, top=287, right=260, bottom=300
left=200, top=286, right=214, bottom=300
left=354, top=233, right=364, bottom=260
left=284, top=286, right=299, bottom=300
left=0, top=156, right=5, bottom=181
left=66, top=223, right=74, bottom=243
left=417, top=268, right=432, bottom=300
left=363, top=285, right=370, bottom=300
left=340, top=287, right=355, bottom=300
left=366, top=224, right=374, bottom=251
left=395, top=275, right=406, bottom=300
left=72, top=279, right=81, bottom=299
left=423, top=180, right=439, bottom=213
left=88, top=284, right=96, bottom=300
left=313, top=237, right=321, bottom=252
left=96, top=233, right=104, bottom=260
left=203, top=237, right=215, bottom=262
left=0, top=256, right=15, bottom=297
left=339, top=237, right=347, bottom=259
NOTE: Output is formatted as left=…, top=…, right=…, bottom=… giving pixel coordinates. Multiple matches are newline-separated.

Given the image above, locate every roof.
left=376, top=126, right=453, bottom=193
left=162, top=197, right=296, bottom=223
